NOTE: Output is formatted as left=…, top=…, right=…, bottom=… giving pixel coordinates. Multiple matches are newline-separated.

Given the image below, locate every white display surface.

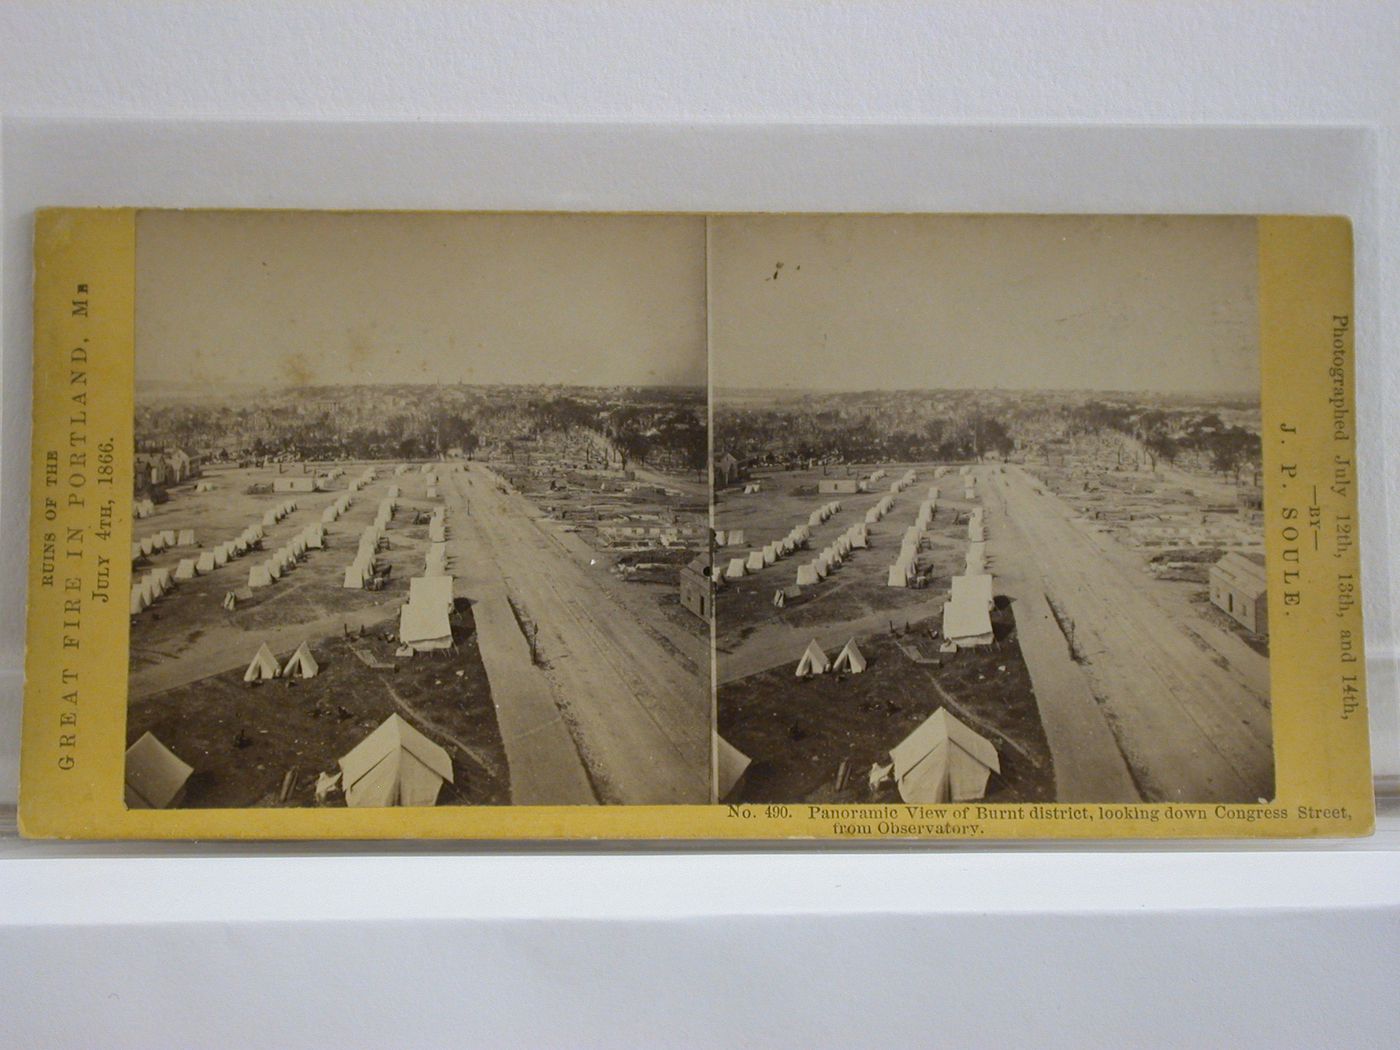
left=1, top=4, right=1398, bottom=1046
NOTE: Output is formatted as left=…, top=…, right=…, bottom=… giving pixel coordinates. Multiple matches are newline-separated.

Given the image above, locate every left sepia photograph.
left=124, top=210, right=712, bottom=809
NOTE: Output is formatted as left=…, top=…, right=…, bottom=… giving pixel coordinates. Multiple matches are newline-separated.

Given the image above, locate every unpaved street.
left=993, top=465, right=1273, bottom=802
left=449, top=465, right=710, bottom=804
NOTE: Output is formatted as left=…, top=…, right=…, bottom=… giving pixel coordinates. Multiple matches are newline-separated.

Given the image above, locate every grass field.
left=127, top=599, right=508, bottom=808
left=717, top=605, right=1055, bottom=805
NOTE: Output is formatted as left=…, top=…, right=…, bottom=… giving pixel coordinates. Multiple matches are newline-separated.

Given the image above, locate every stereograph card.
left=17, top=208, right=1372, bottom=839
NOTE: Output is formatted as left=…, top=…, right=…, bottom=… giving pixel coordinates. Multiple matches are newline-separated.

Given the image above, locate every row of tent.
left=966, top=507, right=987, bottom=574
left=321, top=491, right=357, bottom=524
left=250, top=522, right=325, bottom=588
left=727, top=496, right=847, bottom=582
left=863, top=492, right=898, bottom=526
left=127, top=711, right=455, bottom=809
left=885, top=493, right=939, bottom=588
left=131, top=527, right=198, bottom=563
left=887, top=468, right=917, bottom=494
left=794, top=521, right=867, bottom=588
left=260, top=498, right=300, bottom=528
left=129, top=565, right=174, bottom=614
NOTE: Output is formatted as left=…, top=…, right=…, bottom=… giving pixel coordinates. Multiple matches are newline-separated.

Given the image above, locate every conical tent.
left=716, top=734, right=752, bottom=803
left=889, top=708, right=1000, bottom=803
left=124, top=732, right=193, bottom=809
left=833, top=638, right=867, bottom=674
left=338, top=714, right=454, bottom=808
left=283, top=641, right=319, bottom=679
left=795, top=639, right=830, bottom=677
left=243, top=642, right=281, bottom=682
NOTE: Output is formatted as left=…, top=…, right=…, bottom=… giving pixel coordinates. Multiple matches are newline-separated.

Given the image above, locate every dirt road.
left=979, top=471, right=1141, bottom=802
left=993, top=465, right=1273, bottom=802
left=448, top=465, right=710, bottom=804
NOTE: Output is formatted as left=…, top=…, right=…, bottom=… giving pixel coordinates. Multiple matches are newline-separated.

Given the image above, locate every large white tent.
left=124, top=732, right=193, bottom=809
left=338, top=714, right=454, bottom=808
left=889, top=708, right=1000, bottom=804
left=399, top=600, right=452, bottom=651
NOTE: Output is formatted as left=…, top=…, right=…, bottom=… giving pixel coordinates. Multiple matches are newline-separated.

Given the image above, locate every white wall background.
left=0, top=4, right=1396, bottom=1048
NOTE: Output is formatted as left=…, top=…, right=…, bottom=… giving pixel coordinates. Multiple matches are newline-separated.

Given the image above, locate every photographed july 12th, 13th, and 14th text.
left=19, top=209, right=1371, bottom=839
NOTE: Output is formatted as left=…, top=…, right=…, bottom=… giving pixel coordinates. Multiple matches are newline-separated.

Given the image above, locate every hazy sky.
left=136, top=210, right=707, bottom=390
left=709, top=214, right=1260, bottom=395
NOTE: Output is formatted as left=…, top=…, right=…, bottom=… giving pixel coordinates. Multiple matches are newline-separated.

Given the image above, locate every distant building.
left=1236, top=482, right=1265, bottom=522
left=818, top=478, right=860, bottom=494
left=273, top=477, right=317, bottom=493
left=715, top=452, right=740, bottom=487
left=679, top=552, right=713, bottom=620
left=1209, top=552, right=1268, bottom=634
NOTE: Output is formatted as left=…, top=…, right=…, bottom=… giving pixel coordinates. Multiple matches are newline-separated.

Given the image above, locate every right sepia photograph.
left=710, top=214, right=1274, bottom=807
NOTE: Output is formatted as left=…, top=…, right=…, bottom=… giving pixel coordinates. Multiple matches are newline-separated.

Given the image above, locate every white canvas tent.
left=174, top=558, right=197, bottom=581
left=129, top=585, right=146, bottom=615
left=243, top=642, right=281, bottom=682
left=952, top=573, right=995, bottom=611
left=795, top=639, right=830, bottom=677
left=342, top=565, right=365, bottom=589
left=338, top=714, right=454, bottom=808
left=745, top=550, right=765, bottom=572
left=889, top=708, right=1000, bottom=803
left=250, top=564, right=273, bottom=588
left=409, top=575, right=455, bottom=615
left=399, top=600, right=453, bottom=651
left=282, top=641, right=320, bottom=679
left=177, top=529, right=196, bottom=546
left=124, top=732, right=193, bottom=809
left=725, top=557, right=747, bottom=579
left=796, top=563, right=818, bottom=587
left=716, top=734, right=752, bottom=803
left=196, top=551, right=216, bottom=573
left=833, top=637, right=867, bottom=673
left=941, top=597, right=994, bottom=648
left=887, top=563, right=908, bottom=588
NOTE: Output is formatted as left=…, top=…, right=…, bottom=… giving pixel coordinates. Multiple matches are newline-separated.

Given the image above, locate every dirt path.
left=128, top=601, right=401, bottom=700
left=450, top=466, right=708, bottom=804
left=997, top=465, right=1273, bottom=802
